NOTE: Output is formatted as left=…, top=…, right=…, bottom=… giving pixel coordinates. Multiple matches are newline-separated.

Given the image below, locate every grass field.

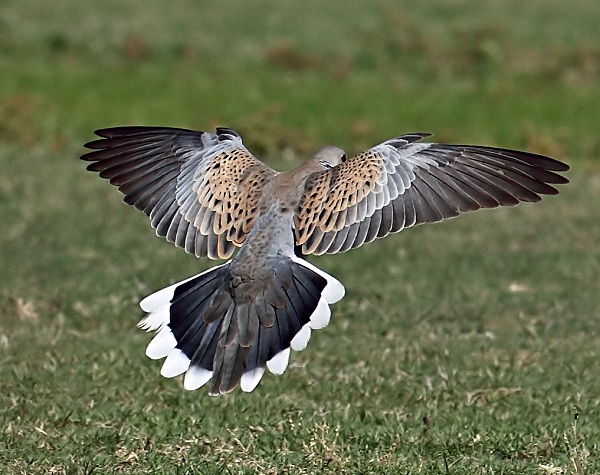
left=1, top=1, right=599, bottom=473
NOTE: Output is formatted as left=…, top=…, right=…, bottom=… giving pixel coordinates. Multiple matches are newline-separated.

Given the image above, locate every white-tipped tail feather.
left=266, top=348, right=291, bottom=375
left=139, top=263, right=228, bottom=313
left=184, top=367, right=213, bottom=391
left=240, top=367, right=265, bottom=392
left=308, top=297, right=331, bottom=330
left=290, top=324, right=311, bottom=351
left=145, top=327, right=177, bottom=360
left=138, top=257, right=345, bottom=394
left=137, top=304, right=169, bottom=332
left=290, top=255, right=345, bottom=303
left=160, top=349, right=191, bottom=378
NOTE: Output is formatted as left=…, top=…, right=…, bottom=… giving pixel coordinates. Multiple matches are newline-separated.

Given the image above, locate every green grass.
left=1, top=1, right=600, bottom=473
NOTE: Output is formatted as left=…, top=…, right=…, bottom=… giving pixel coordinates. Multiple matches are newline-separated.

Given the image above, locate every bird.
left=81, top=126, right=569, bottom=395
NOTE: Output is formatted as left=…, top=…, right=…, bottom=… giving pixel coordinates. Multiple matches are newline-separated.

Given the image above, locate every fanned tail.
left=138, top=256, right=344, bottom=395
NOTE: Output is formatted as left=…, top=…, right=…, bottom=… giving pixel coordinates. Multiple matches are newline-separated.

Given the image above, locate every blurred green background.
left=1, top=1, right=599, bottom=473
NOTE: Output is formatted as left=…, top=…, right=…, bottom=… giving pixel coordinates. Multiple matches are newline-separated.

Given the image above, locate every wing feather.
left=377, top=204, right=394, bottom=238
left=295, top=133, right=568, bottom=254
left=82, top=126, right=277, bottom=259
left=339, top=221, right=361, bottom=253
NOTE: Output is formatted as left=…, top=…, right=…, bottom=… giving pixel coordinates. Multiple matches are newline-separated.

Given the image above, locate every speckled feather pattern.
left=82, top=127, right=277, bottom=260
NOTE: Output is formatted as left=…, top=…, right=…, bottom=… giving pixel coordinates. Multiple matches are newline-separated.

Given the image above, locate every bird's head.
left=312, top=146, right=347, bottom=170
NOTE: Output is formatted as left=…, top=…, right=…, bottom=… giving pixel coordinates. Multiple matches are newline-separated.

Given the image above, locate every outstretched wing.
left=82, top=126, right=278, bottom=259
left=294, top=133, right=569, bottom=255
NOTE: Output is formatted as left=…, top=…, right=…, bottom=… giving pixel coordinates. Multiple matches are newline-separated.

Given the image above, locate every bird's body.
left=82, top=126, right=569, bottom=395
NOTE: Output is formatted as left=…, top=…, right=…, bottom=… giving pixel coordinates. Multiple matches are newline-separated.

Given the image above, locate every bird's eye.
left=340, top=154, right=347, bottom=163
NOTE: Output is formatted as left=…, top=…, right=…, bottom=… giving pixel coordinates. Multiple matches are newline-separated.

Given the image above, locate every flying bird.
left=81, top=126, right=569, bottom=395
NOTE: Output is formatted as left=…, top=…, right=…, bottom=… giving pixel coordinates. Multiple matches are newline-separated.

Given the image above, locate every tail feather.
left=266, top=347, right=291, bottom=375
left=290, top=325, right=311, bottom=351
left=290, top=255, right=345, bottom=303
left=240, top=367, right=265, bottom=392
left=184, top=366, right=212, bottom=390
left=212, top=332, right=250, bottom=394
left=160, top=349, right=190, bottom=378
left=139, top=256, right=345, bottom=395
left=191, top=321, right=220, bottom=369
left=145, top=327, right=177, bottom=359
left=255, top=293, right=276, bottom=327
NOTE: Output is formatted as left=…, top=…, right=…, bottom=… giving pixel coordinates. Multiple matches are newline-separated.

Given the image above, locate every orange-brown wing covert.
left=81, top=127, right=277, bottom=259
left=295, top=133, right=569, bottom=255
